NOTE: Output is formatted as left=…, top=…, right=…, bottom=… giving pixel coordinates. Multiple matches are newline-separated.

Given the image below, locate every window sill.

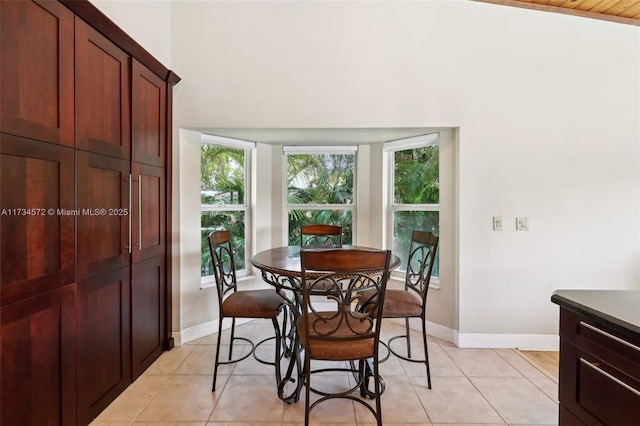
left=388, top=275, right=440, bottom=290
left=200, top=274, right=256, bottom=290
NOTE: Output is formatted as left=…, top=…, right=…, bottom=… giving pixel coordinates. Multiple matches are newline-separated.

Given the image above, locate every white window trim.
left=384, top=133, right=440, bottom=288
left=283, top=145, right=358, bottom=154
left=201, top=136, right=255, bottom=286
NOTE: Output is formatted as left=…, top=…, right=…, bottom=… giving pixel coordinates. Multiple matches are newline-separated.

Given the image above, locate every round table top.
left=251, top=245, right=401, bottom=278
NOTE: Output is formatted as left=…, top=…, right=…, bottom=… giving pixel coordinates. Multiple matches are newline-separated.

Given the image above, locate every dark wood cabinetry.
left=0, top=0, right=74, bottom=146
left=76, top=152, right=131, bottom=281
left=552, top=290, right=640, bottom=426
left=1, top=0, right=179, bottom=424
left=132, top=59, right=167, bottom=167
left=132, top=163, right=167, bottom=263
left=76, top=269, right=131, bottom=425
left=75, top=17, right=131, bottom=159
left=1, top=285, right=77, bottom=426
left=0, top=135, right=75, bottom=306
left=132, top=256, right=166, bottom=379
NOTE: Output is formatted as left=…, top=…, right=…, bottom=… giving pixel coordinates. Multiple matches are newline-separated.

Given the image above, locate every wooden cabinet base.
left=77, top=269, right=132, bottom=425
left=559, top=405, right=586, bottom=426
left=1, top=285, right=77, bottom=425
left=132, top=256, right=167, bottom=380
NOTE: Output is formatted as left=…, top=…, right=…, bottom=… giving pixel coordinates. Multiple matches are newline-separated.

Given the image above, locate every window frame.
left=384, top=133, right=440, bottom=286
left=283, top=145, right=358, bottom=245
left=200, top=134, right=255, bottom=287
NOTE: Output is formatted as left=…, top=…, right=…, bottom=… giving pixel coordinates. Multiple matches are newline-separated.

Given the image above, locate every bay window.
left=385, top=134, right=440, bottom=280
left=201, top=135, right=254, bottom=280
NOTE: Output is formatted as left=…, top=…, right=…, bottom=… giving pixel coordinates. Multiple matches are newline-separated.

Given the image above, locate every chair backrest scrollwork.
left=405, top=230, right=439, bottom=303
left=300, top=248, right=391, bottom=349
left=207, top=230, right=238, bottom=307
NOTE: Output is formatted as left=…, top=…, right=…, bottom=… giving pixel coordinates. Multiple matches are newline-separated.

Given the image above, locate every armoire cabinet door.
left=77, top=268, right=131, bottom=425
left=132, top=256, right=166, bottom=379
left=77, top=151, right=131, bottom=281
left=0, top=0, right=74, bottom=146
left=1, top=284, right=76, bottom=426
left=132, top=59, right=167, bottom=167
left=75, top=17, right=131, bottom=159
left=0, top=134, right=75, bottom=306
left=132, top=162, right=166, bottom=264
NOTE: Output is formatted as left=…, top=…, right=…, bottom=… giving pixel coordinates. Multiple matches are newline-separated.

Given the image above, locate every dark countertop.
left=551, top=289, right=640, bottom=340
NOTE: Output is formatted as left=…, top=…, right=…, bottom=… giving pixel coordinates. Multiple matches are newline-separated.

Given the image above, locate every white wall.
left=100, top=0, right=640, bottom=348
left=91, top=0, right=172, bottom=67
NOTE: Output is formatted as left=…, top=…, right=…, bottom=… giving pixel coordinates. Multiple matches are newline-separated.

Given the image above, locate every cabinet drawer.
left=560, top=310, right=640, bottom=382
left=560, top=340, right=640, bottom=426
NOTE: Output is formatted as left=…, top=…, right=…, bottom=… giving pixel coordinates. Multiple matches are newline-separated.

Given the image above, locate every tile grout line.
left=513, top=350, right=559, bottom=384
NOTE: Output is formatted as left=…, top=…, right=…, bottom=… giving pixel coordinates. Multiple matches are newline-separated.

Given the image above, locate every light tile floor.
left=91, top=320, right=559, bottom=425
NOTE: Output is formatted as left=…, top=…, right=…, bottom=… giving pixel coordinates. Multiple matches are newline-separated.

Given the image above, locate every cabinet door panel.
left=1, top=284, right=76, bottom=426
left=132, top=256, right=166, bottom=379
left=560, top=339, right=640, bottom=426
left=77, top=151, right=131, bottom=280
left=77, top=268, right=131, bottom=425
left=0, top=0, right=74, bottom=146
left=0, top=134, right=75, bottom=306
left=132, top=163, right=166, bottom=263
left=75, top=17, right=131, bottom=159
left=132, top=59, right=166, bottom=167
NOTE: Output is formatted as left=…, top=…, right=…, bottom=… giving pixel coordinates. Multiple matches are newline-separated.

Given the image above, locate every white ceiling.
left=199, top=127, right=442, bottom=145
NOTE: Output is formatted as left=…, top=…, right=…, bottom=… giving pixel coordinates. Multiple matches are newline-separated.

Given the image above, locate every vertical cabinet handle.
left=127, top=174, right=132, bottom=253
left=138, top=175, right=142, bottom=251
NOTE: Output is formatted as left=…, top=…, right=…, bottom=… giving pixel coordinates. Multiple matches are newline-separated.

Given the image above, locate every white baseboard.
left=425, top=320, right=457, bottom=344
left=456, top=333, right=559, bottom=351
left=386, top=318, right=457, bottom=345
left=173, top=318, right=559, bottom=351
left=172, top=317, right=253, bottom=346
left=389, top=318, right=559, bottom=351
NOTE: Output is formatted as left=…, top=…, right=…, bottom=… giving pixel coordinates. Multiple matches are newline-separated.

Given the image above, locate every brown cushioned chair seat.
left=222, top=289, right=283, bottom=318
left=359, top=288, right=423, bottom=318
left=297, top=312, right=375, bottom=361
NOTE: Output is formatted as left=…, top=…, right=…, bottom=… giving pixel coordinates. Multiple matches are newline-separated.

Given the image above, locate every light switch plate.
left=516, top=217, right=529, bottom=231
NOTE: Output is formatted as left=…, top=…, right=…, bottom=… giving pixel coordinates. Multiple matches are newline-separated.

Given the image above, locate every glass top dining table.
left=250, top=245, right=401, bottom=403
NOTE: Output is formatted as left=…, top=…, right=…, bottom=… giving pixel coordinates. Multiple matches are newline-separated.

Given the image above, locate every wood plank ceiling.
left=475, top=0, right=640, bottom=26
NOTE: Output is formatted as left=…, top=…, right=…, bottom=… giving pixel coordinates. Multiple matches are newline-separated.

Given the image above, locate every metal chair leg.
left=304, top=352, right=311, bottom=426
left=228, top=317, right=236, bottom=360
left=422, top=316, right=431, bottom=389
left=405, top=317, right=412, bottom=358
left=212, top=318, right=224, bottom=391
left=374, top=355, right=383, bottom=426
left=272, top=317, right=283, bottom=386
left=387, top=317, right=432, bottom=389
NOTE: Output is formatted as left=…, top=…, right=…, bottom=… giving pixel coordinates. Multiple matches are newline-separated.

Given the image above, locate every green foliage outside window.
left=201, top=145, right=247, bottom=276
left=201, top=211, right=245, bottom=276
left=393, top=211, right=439, bottom=277
left=287, top=153, right=354, bottom=245
left=393, top=145, right=439, bottom=276
left=394, top=145, right=439, bottom=204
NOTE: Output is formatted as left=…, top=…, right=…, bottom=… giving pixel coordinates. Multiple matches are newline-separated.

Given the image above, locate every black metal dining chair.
left=359, top=230, right=439, bottom=389
left=300, top=224, right=343, bottom=246
left=298, top=248, right=391, bottom=426
left=207, top=230, right=285, bottom=391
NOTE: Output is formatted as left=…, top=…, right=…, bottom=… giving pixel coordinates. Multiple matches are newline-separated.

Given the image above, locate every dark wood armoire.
left=0, top=1, right=180, bottom=424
